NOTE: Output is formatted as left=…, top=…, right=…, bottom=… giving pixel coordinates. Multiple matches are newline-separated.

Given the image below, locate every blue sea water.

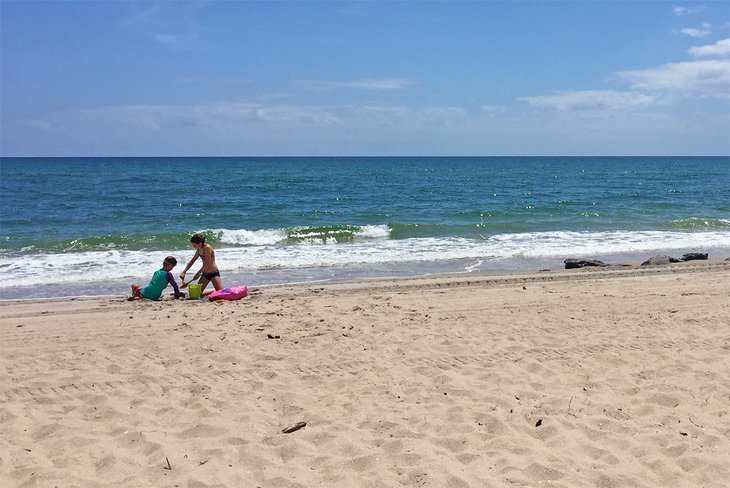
left=1, top=156, right=728, bottom=299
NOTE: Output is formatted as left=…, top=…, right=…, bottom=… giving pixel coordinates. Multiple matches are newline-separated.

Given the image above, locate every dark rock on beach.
left=640, top=253, right=710, bottom=266
left=564, top=258, right=609, bottom=269
left=566, top=253, right=710, bottom=269
left=680, top=253, right=708, bottom=261
left=641, top=255, right=681, bottom=266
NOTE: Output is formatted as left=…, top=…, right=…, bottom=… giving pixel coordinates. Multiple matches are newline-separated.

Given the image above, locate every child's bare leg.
left=200, top=277, right=223, bottom=297
left=211, top=276, right=223, bottom=291
left=129, top=284, right=142, bottom=301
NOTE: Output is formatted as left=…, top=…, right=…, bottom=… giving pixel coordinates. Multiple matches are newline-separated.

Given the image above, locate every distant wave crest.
left=215, top=224, right=391, bottom=246
left=670, top=218, right=730, bottom=228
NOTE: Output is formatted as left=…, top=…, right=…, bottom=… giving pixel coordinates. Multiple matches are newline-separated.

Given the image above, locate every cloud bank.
left=520, top=90, right=661, bottom=111
left=617, top=59, right=730, bottom=98
left=688, top=38, right=730, bottom=57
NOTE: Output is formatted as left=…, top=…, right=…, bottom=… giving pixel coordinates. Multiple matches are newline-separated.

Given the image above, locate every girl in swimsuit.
left=180, top=233, right=223, bottom=295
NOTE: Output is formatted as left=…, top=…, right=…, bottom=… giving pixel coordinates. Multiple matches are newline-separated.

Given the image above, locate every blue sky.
left=1, top=1, right=729, bottom=156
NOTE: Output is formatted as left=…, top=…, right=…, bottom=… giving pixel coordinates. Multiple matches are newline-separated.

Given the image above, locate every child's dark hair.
left=163, top=256, right=177, bottom=267
left=191, top=233, right=206, bottom=245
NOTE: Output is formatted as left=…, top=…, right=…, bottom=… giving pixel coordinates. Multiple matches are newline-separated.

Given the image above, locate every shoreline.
left=1, top=261, right=729, bottom=487
left=1, top=251, right=728, bottom=302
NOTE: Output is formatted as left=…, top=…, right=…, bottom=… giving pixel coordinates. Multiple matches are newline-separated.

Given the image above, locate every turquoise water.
left=1, top=156, right=728, bottom=298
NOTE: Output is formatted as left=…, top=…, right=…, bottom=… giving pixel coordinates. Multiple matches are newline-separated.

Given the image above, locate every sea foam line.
left=0, top=230, right=728, bottom=289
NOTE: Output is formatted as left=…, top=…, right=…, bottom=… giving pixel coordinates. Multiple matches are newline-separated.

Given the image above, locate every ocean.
left=1, top=156, right=728, bottom=300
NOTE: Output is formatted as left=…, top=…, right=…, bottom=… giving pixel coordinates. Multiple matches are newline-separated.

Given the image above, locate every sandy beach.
left=1, top=260, right=729, bottom=488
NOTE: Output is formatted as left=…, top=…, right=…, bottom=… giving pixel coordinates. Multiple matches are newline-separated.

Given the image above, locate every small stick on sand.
left=282, top=421, right=307, bottom=433
left=164, top=457, right=172, bottom=470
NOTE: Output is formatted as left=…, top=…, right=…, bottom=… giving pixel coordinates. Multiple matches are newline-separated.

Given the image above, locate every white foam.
left=0, top=249, right=176, bottom=289
left=486, top=230, right=730, bottom=257
left=213, top=225, right=389, bottom=246
left=356, top=224, right=391, bottom=239
left=1, top=230, right=728, bottom=289
left=215, top=228, right=287, bottom=246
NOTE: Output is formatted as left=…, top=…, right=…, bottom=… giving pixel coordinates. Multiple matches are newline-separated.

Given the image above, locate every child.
left=179, top=233, right=223, bottom=295
left=129, top=256, right=182, bottom=301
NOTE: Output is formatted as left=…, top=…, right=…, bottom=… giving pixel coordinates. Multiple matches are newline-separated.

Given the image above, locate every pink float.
left=207, top=285, right=248, bottom=301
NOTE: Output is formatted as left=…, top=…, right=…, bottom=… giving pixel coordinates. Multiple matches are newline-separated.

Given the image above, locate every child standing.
left=129, top=256, right=182, bottom=301
left=179, top=233, right=223, bottom=294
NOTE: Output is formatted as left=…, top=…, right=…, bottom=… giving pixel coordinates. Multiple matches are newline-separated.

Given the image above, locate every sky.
left=1, top=0, right=729, bottom=157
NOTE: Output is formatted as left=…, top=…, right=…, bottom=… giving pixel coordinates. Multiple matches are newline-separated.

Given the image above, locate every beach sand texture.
left=1, top=261, right=729, bottom=487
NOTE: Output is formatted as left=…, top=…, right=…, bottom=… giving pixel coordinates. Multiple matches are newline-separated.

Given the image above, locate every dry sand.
left=1, top=260, right=729, bottom=487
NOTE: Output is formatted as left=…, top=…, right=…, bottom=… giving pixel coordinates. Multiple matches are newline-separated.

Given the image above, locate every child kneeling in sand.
left=129, top=256, right=183, bottom=301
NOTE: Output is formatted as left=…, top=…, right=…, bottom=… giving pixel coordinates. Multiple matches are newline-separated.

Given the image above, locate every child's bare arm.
left=180, top=254, right=199, bottom=278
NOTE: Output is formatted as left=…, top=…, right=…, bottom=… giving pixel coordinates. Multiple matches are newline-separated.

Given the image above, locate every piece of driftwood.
left=282, top=421, right=307, bottom=434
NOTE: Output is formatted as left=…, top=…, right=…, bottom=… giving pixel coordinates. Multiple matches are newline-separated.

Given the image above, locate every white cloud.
left=121, top=3, right=205, bottom=49
left=617, top=59, right=730, bottom=98
left=673, top=6, right=702, bottom=16
left=680, top=27, right=711, bottom=38
left=297, top=78, right=414, bottom=90
left=688, top=38, right=730, bottom=57
left=519, top=90, right=661, bottom=111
